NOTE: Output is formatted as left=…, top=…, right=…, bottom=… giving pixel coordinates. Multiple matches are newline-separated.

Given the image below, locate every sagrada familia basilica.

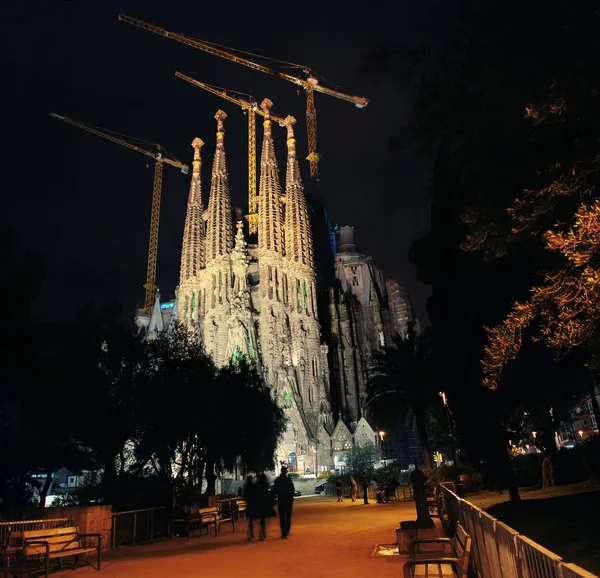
left=136, top=101, right=417, bottom=474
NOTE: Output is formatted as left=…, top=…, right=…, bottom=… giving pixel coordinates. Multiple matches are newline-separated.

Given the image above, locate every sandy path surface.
left=51, top=495, right=418, bottom=578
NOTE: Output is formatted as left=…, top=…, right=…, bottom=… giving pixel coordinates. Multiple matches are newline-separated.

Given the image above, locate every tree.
left=343, top=442, right=379, bottom=474
left=432, top=1, right=600, bottom=427
left=131, top=330, right=286, bottom=497
left=202, top=362, right=286, bottom=495
left=361, top=0, right=600, bottom=501
left=366, top=327, right=437, bottom=473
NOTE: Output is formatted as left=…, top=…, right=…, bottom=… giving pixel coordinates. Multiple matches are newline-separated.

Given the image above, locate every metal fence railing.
left=111, top=507, right=166, bottom=548
left=0, top=518, right=74, bottom=567
left=438, top=484, right=598, bottom=578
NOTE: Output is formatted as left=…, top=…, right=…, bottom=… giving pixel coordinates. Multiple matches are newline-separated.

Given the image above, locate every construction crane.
left=175, top=72, right=285, bottom=235
left=50, top=113, right=189, bottom=313
left=118, top=14, right=369, bottom=183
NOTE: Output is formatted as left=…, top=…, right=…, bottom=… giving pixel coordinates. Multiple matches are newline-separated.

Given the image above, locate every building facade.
left=139, top=105, right=336, bottom=472
left=134, top=104, right=424, bottom=473
left=328, top=226, right=416, bottom=424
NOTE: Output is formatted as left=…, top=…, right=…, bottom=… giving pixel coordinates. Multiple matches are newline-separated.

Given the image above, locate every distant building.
left=328, top=226, right=419, bottom=424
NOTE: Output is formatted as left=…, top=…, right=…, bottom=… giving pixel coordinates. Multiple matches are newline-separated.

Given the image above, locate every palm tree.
left=366, top=325, right=438, bottom=473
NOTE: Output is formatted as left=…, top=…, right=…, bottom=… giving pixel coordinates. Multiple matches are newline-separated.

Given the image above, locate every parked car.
left=314, top=483, right=326, bottom=494
left=294, top=489, right=302, bottom=497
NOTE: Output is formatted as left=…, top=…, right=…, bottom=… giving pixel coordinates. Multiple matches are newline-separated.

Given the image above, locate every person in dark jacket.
left=243, top=475, right=258, bottom=539
left=273, top=466, right=295, bottom=538
left=256, top=473, right=275, bottom=540
left=361, top=471, right=370, bottom=504
left=335, top=478, right=344, bottom=502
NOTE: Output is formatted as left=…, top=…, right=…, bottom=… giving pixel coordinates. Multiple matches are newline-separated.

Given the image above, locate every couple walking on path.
left=243, top=466, right=296, bottom=540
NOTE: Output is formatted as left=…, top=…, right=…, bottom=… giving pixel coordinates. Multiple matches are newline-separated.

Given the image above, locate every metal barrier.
left=438, top=485, right=598, bottom=578
left=0, top=518, right=74, bottom=566
left=111, top=507, right=165, bottom=548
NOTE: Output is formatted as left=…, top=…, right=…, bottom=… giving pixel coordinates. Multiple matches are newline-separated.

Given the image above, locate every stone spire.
left=258, top=99, right=284, bottom=255
left=231, top=221, right=249, bottom=295
left=180, top=138, right=205, bottom=282
left=284, top=115, right=314, bottom=269
left=206, top=110, right=233, bottom=264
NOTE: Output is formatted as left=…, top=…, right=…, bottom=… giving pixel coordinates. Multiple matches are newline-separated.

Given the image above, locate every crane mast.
left=175, top=72, right=286, bottom=234
left=50, top=113, right=189, bottom=313
left=119, top=14, right=369, bottom=182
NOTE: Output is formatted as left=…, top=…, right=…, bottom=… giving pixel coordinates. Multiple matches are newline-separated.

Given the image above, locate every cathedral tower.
left=179, top=137, right=204, bottom=325
left=283, top=116, right=329, bottom=422
left=204, top=110, right=234, bottom=365
left=257, top=99, right=288, bottom=376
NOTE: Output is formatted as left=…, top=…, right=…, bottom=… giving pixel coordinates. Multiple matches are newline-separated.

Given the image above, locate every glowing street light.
left=378, top=431, right=387, bottom=472
left=440, top=391, right=459, bottom=485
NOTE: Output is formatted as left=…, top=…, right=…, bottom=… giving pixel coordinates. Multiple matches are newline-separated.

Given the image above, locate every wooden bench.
left=6, top=526, right=101, bottom=578
left=1, top=531, right=21, bottom=578
left=426, top=488, right=440, bottom=517
left=403, top=522, right=471, bottom=578
left=235, top=499, right=248, bottom=519
left=215, top=501, right=236, bottom=533
left=170, top=510, right=215, bottom=539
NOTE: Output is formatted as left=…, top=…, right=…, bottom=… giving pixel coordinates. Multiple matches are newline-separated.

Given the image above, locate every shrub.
left=511, top=454, right=544, bottom=487
left=576, top=434, right=600, bottom=482
left=288, top=473, right=300, bottom=480
left=554, top=447, right=587, bottom=485
left=461, top=472, right=487, bottom=495
left=49, top=491, right=79, bottom=507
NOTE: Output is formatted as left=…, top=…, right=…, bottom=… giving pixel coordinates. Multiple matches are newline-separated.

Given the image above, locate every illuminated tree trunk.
left=39, top=467, right=54, bottom=509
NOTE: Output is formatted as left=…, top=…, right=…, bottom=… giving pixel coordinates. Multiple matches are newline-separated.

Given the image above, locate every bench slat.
left=21, top=527, right=79, bottom=539
left=25, top=534, right=79, bottom=545
left=47, top=548, right=97, bottom=559
left=413, top=563, right=456, bottom=577
left=25, top=542, right=82, bottom=556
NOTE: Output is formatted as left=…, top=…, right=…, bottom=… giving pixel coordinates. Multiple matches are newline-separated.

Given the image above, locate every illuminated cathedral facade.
left=136, top=100, right=417, bottom=473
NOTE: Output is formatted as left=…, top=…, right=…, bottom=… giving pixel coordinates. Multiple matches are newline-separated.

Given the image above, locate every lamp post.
left=440, top=391, right=459, bottom=485
left=379, top=431, right=387, bottom=472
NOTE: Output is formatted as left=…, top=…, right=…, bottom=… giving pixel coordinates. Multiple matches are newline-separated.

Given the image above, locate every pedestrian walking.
left=256, top=473, right=276, bottom=540
left=243, top=475, right=258, bottom=540
left=361, top=471, right=370, bottom=504
left=273, top=466, right=295, bottom=538
left=335, top=478, right=344, bottom=502
left=350, top=476, right=358, bottom=502
left=542, top=455, right=555, bottom=489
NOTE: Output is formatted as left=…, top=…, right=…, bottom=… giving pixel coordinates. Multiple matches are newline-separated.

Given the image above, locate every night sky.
left=6, top=0, right=437, bottom=326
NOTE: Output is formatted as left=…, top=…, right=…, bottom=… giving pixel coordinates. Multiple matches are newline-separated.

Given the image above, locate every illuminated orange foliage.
left=482, top=194, right=600, bottom=389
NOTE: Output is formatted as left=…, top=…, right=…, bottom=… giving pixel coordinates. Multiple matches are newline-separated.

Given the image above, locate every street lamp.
left=440, top=391, right=459, bottom=485
left=379, top=431, right=387, bottom=472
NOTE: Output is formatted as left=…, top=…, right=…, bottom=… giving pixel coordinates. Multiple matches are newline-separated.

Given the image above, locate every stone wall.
left=44, top=505, right=112, bottom=552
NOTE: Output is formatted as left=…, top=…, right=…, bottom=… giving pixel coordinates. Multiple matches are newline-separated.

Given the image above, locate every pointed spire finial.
left=215, top=110, right=227, bottom=138
left=261, top=98, right=273, bottom=119
left=191, top=137, right=204, bottom=173
left=192, top=137, right=204, bottom=152
left=236, top=220, right=244, bottom=230
left=284, top=115, right=297, bottom=142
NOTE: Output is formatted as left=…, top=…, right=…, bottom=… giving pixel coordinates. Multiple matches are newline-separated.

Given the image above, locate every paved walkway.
left=54, top=496, right=421, bottom=578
